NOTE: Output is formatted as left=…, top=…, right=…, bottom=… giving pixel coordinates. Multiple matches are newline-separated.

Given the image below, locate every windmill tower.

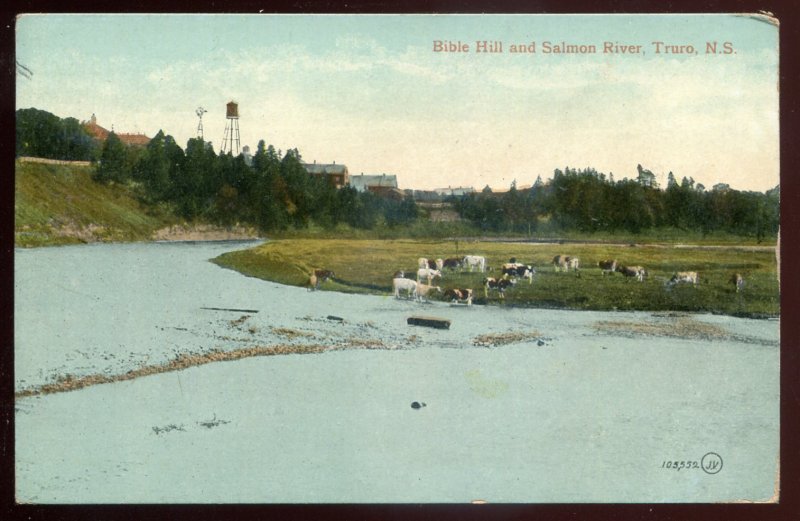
left=221, top=101, right=240, bottom=155
left=195, top=107, right=207, bottom=139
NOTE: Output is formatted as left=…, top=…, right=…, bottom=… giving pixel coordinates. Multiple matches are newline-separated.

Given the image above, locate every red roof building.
left=83, top=114, right=151, bottom=146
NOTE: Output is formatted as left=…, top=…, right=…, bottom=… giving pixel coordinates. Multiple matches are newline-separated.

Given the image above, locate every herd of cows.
left=306, top=255, right=746, bottom=305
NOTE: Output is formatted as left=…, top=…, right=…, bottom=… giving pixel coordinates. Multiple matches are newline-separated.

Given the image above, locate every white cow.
left=416, top=268, right=442, bottom=284
left=462, top=255, right=486, bottom=273
left=667, top=271, right=698, bottom=288
left=618, top=265, right=647, bottom=282
left=393, top=277, right=418, bottom=299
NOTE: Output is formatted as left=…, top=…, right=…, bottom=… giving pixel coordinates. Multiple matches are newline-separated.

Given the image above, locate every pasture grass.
left=15, top=160, right=179, bottom=247
left=212, top=239, right=780, bottom=318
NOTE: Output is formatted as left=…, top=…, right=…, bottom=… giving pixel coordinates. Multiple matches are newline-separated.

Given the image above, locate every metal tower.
left=195, top=107, right=207, bottom=139
left=221, top=101, right=240, bottom=155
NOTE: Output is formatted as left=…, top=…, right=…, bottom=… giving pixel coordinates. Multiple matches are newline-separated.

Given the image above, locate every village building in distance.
left=302, top=161, right=349, bottom=189
left=82, top=114, right=151, bottom=146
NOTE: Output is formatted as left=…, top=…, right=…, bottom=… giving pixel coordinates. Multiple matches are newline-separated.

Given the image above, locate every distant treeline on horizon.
left=16, top=107, right=779, bottom=238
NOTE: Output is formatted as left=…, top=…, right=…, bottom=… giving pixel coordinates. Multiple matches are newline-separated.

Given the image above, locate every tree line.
left=16, top=108, right=778, bottom=239
left=451, top=167, right=779, bottom=240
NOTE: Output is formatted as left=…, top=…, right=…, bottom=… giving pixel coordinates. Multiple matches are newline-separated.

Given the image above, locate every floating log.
left=326, top=315, right=344, bottom=322
left=407, top=315, right=451, bottom=330
left=201, top=307, right=259, bottom=313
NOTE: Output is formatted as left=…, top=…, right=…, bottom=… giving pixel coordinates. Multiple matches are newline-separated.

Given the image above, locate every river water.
left=14, top=241, right=780, bottom=503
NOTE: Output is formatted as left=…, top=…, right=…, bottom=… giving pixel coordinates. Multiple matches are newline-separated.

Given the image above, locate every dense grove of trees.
left=16, top=108, right=778, bottom=238
left=452, top=167, right=779, bottom=240
left=16, top=108, right=97, bottom=161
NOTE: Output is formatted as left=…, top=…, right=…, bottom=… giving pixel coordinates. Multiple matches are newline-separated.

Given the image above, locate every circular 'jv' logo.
left=701, top=452, right=724, bottom=474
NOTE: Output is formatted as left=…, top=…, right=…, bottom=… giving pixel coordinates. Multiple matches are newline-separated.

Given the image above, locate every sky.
left=15, top=14, right=779, bottom=192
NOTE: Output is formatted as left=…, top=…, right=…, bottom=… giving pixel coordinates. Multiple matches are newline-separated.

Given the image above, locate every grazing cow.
left=416, top=268, right=442, bottom=284
left=307, top=273, right=318, bottom=291
left=730, top=273, right=745, bottom=293
left=598, top=259, right=618, bottom=276
left=443, top=288, right=473, bottom=306
left=421, top=258, right=444, bottom=270
left=483, top=277, right=517, bottom=299
left=463, top=255, right=487, bottom=273
left=443, top=257, right=462, bottom=270
left=667, top=271, right=699, bottom=287
left=567, top=257, right=580, bottom=271
left=416, top=282, right=442, bottom=302
left=393, top=277, right=418, bottom=299
left=617, top=265, right=647, bottom=282
left=502, top=262, right=535, bottom=284
left=314, top=269, right=335, bottom=284
left=553, top=255, right=569, bottom=272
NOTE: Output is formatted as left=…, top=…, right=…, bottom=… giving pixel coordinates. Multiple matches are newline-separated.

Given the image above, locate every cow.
left=393, top=277, right=417, bottom=299
left=502, top=262, right=535, bottom=284
left=667, top=271, right=698, bottom=288
left=314, top=269, right=335, bottom=284
left=617, top=265, right=647, bottom=282
left=483, top=277, right=517, bottom=299
left=442, top=257, right=462, bottom=270
left=443, top=288, right=473, bottom=306
left=307, top=269, right=335, bottom=290
left=463, top=255, right=487, bottom=273
left=416, top=268, right=442, bottom=284
left=416, top=282, right=442, bottom=302
left=553, top=255, right=569, bottom=272
left=598, top=259, right=618, bottom=276
left=567, top=257, right=580, bottom=272
left=730, top=273, right=745, bottom=293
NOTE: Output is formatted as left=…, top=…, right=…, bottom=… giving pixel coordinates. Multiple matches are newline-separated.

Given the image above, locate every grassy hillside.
left=213, top=239, right=780, bottom=317
left=15, top=160, right=178, bottom=247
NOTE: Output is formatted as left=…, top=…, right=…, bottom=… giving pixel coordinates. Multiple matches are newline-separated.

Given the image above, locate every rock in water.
left=411, top=401, right=427, bottom=409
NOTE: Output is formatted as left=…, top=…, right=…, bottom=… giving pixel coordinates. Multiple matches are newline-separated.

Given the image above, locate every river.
left=14, top=241, right=780, bottom=503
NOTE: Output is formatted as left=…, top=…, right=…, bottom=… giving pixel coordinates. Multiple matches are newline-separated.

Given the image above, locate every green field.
left=212, top=238, right=779, bottom=318
left=15, top=160, right=178, bottom=247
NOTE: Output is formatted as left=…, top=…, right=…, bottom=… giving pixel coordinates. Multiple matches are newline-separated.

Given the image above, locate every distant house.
left=302, top=161, right=349, bottom=189
left=83, top=114, right=151, bottom=147
left=350, top=173, right=399, bottom=194
left=433, top=186, right=475, bottom=197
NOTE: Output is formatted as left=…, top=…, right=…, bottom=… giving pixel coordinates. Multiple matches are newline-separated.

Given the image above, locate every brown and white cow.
left=483, top=277, right=517, bottom=298
left=598, top=259, right=618, bottom=276
left=311, top=269, right=335, bottom=289
left=443, top=288, right=473, bottom=306
left=553, top=255, right=580, bottom=272
left=730, top=273, right=744, bottom=293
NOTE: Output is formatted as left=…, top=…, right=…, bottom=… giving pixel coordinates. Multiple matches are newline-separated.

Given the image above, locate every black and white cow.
left=501, top=262, right=535, bottom=284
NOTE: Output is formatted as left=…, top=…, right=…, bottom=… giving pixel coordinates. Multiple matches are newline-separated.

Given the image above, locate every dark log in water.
left=407, top=316, right=451, bottom=329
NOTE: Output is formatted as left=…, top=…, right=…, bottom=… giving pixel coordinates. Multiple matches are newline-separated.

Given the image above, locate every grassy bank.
left=213, top=238, right=779, bottom=317
left=15, top=160, right=179, bottom=247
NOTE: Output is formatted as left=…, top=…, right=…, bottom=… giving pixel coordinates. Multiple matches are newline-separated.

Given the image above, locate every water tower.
left=221, top=100, right=240, bottom=155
